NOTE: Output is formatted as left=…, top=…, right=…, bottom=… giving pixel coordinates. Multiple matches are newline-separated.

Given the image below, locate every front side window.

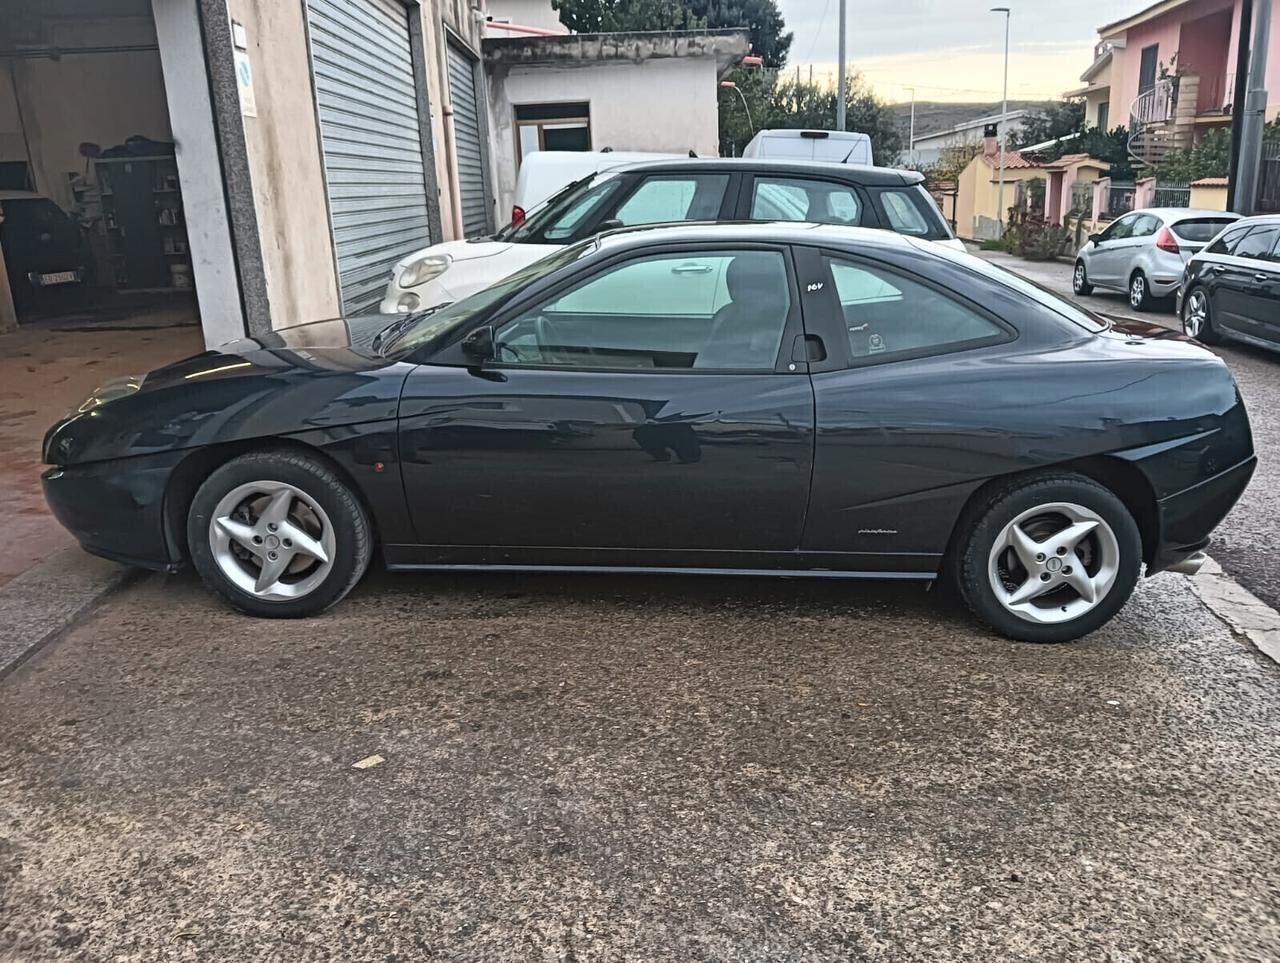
left=537, top=177, right=625, bottom=242
left=1206, top=224, right=1251, bottom=255
left=827, top=256, right=1006, bottom=362
left=1102, top=214, right=1136, bottom=241
left=750, top=177, right=863, bottom=225
left=613, top=174, right=730, bottom=227
left=1130, top=214, right=1160, bottom=238
left=494, top=249, right=792, bottom=371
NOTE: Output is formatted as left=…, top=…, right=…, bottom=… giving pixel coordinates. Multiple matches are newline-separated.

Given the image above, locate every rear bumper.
left=42, top=454, right=183, bottom=572
left=1148, top=455, right=1257, bottom=575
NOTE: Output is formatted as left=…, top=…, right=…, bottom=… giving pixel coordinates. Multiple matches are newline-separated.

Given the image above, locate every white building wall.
left=486, top=0, right=567, bottom=33
left=487, top=57, right=719, bottom=216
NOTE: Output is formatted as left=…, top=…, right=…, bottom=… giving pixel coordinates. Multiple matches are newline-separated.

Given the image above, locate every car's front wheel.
left=954, top=474, right=1142, bottom=643
left=187, top=450, right=372, bottom=617
left=1181, top=286, right=1222, bottom=344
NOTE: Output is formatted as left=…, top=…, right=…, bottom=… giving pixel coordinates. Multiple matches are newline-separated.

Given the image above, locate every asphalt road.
left=2, top=569, right=1279, bottom=961
left=975, top=250, right=1280, bottom=612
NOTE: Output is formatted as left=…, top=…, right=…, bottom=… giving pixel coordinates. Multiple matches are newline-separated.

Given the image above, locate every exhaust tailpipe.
left=1168, top=551, right=1207, bottom=576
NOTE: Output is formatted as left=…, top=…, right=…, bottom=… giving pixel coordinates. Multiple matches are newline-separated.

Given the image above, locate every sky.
left=778, top=0, right=1137, bottom=103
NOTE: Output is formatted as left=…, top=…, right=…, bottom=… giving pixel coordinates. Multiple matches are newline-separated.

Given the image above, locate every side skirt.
left=383, top=562, right=936, bottom=581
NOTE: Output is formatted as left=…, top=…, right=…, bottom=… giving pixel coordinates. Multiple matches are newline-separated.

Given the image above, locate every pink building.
left=1068, top=0, right=1280, bottom=164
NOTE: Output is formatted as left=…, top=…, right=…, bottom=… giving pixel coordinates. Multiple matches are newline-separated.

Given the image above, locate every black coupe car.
left=43, top=224, right=1255, bottom=642
left=1178, top=213, right=1280, bottom=353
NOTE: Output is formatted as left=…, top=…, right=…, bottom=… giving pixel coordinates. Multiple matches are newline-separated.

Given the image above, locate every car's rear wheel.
left=1181, top=286, right=1221, bottom=344
left=1128, top=271, right=1152, bottom=311
left=187, top=450, right=372, bottom=617
left=1072, top=260, right=1094, bottom=296
left=954, top=474, right=1142, bottom=643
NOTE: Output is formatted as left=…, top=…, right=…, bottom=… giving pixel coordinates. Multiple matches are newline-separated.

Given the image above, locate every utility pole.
left=908, top=87, right=916, bottom=166
left=992, top=7, right=1011, bottom=238
left=1227, top=0, right=1253, bottom=210
left=1233, top=0, right=1271, bottom=214
left=836, top=0, right=847, bottom=130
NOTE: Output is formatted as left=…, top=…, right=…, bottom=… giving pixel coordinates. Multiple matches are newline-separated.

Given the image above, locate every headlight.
left=76, top=374, right=143, bottom=414
left=400, top=254, right=451, bottom=288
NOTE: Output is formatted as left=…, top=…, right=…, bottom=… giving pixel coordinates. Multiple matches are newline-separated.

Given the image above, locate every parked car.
left=380, top=159, right=960, bottom=314
left=1072, top=208, right=1240, bottom=311
left=45, top=223, right=1254, bottom=643
left=0, top=190, right=94, bottom=315
left=511, top=150, right=684, bottom=227
left=742, top=129, right=874, bottom=165
left=1177, top=214, right=1280, bottom=353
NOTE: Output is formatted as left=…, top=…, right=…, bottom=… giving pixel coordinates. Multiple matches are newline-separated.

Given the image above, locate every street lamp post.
left=720, top=81, right=754, bottom=143
left=992, top=6, right=1011, bottom=238
left=836, top=0, right=847, bottom=130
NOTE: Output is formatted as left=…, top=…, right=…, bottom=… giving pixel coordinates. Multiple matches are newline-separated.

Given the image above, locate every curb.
left=1187, top=557, right=1280, bottom=666
left=0, top=547, right=142, bottom=680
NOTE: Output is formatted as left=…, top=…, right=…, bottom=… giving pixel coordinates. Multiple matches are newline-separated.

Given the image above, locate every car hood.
left=394, top=238, right=518, bottom=270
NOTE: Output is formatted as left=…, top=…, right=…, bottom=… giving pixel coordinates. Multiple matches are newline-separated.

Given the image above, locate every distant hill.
left=888, top=100, right=1055, bottom=141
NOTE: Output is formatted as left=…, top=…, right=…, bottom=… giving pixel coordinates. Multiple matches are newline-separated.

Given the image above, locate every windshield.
left=384, top=240, right=599, bottom=356
left=914, top=238, right=1109, bottom=332
left=495, top=173, right=625, bottom=244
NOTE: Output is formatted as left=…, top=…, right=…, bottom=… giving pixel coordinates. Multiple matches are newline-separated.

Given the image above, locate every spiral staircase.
left=1127, top=78, right=1178, bottom=169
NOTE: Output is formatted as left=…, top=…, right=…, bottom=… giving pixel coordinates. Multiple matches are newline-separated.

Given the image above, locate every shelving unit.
left=94, top=155, right=192, bottom=291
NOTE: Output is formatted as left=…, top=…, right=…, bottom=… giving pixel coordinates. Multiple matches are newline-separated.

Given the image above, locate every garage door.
left=306, top=0, right=434, bottom=315
left=446, top=41, right=491, bottom=237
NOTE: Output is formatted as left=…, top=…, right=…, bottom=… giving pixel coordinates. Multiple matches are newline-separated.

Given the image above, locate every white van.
left=511, top=150, right=683, bottom=225
left=742, top=129, right=874, bottom=166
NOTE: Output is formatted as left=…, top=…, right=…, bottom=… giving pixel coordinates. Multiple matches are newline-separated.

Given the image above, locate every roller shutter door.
left=446, top=41, right=491, bottom=237
left=306, top=0, right=434, bottom=315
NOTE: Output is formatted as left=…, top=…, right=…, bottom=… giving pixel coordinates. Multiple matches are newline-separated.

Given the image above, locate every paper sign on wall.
left=234, top=49, right=257, bottom=118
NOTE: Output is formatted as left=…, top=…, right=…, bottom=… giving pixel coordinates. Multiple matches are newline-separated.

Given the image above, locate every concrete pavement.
left=1, top=568, right=1279, bottom=961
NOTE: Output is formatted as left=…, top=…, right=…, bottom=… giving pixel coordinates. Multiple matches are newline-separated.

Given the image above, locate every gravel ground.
left=2, top=568, right=1279, bottom=962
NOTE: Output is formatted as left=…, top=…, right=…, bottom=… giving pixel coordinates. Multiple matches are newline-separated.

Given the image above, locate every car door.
left=1216, top=223, right=1280, bottom=341
left=1087, top=213, right=1137, bottom=285
left=793, top=247, right=1017, bottom=574
left=1245, top=229, right=1280, bottom=345
left=395, top=244, right=816, bottom=567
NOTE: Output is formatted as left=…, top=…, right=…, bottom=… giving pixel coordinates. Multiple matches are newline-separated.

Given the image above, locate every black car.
left=1178, top=214, right=1280, bottom=352
left=43, top=224, right=1254, bottom=642
left=0, top=191, right=94, bottom=314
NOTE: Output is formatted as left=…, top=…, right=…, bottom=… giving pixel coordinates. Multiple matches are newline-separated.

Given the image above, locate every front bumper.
left=1149, top=455, right=1257, bottom=574
left=42, top=453, right=184, bottom=572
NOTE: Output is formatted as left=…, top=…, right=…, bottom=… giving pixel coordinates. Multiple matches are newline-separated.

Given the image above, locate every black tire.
left=953, top=473, right=1142, bottom=643
left=1072, top=260, right=1094, bottom=296
left=1128, top=270, right=1152, bottom=312
left=186, top=449, right=373, bottom=618
left=1181, top=286, right=1222, bottom=345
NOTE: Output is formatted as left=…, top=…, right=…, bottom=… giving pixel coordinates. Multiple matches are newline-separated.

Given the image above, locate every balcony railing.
left=1132, top=78, right=1176, bottom=128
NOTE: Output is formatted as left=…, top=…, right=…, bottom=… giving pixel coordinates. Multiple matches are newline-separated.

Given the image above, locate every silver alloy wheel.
left=987, top=501, right=1121, bottom=625
left=209, top=480, right=336, bottom=600
left=1073, top=262, right=1086, bottom=291
left=1184, top=289, right=1208, bottom=337
left=1129, top=274, right=1146, bottom=308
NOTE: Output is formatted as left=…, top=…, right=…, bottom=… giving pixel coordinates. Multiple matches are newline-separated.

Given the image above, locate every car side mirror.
left=1089, top=233, right=1102, bottom=245
left=461, top=325, right=496, bottom=365
left=597, top=219, right=623, bottom=232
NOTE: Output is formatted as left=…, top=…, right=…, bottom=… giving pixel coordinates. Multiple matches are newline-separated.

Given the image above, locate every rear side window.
left=612, top=174, right=730, bottom=227
left=826, top=256, right=1007, bottom=363
left=1206, top=224, right=1252, bottom=255
left=1172, top=218, right=1237, bottom=243
left=750, top=177, right=863, bottom=225
left=872, top=186, right=948, bottom=239
left=1233, top=225, right=1280, bottom=260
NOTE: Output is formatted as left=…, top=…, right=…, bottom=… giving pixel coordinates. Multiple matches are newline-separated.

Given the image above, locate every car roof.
left=593, top=220, right=925, bottom=253
left=1135, top=207, right=1241, bottom=221
left=612, top=157, right=925, bottom=186
left=1225, top=213, right=1280, bottom=227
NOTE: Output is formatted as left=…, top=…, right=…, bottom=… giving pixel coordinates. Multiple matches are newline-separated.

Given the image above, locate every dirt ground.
left=0, top=312, right=202, bottom=586
left=2, top=567, right=1278, bottom=962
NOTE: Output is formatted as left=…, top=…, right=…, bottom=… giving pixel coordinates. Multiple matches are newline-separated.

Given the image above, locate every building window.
left=1138, top=44, right=1159, bottom=94
left=1096, top=102, right=1109, bottom=132
left=515, top=102, right=591, bottom=159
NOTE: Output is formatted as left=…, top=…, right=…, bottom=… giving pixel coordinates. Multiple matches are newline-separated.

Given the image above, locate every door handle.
left=1208, top=265, right=1225, bottom=275
left=671, top=263, right=713, bottom=275
left=1254, top=273, right=1270, bottom=282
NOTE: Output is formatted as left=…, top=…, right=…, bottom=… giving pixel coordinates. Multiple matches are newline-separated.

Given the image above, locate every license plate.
left=37, top=271, right=78, bottom=286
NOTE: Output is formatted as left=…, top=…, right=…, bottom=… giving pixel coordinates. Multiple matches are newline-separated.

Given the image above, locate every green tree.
left=687, top=0, right=791, bottom=67
left=718, top=71, right=903, bottom=164
left=920, top=143, right=982, bottom=187
left=1154, top=128, right=1232, bottom=183
left=550, top=0, right=706, bottom=32
left=1012, top=100, right=1085, bottom=150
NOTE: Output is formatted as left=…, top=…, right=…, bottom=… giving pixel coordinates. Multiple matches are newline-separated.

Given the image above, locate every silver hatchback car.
left=1072, top=208, right=1240, bottom=311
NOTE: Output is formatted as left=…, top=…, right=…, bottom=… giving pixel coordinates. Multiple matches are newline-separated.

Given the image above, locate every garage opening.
left=446, top=38, right=493, bottom=237
left=0, top=0, right=198, bottom=333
